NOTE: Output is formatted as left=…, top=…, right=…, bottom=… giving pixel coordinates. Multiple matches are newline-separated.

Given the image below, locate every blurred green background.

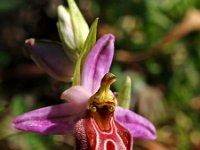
left=1, top=0, right=200, bottom=149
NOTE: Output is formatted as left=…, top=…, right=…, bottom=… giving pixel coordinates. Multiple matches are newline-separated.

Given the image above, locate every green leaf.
left=118, top=76, right=132, bottom=109
left=0, top=51, right=10, bottom=66
left=0, top=100, right=6, bottom=113
left=11, top=95, right=27, bottom=116
left=68, top=0, right=89, bottom=52
left=73, top=18, right=99, bottom=85
left=0, top=0, right=23, bottom=12
left=25, top=133, right=53, bottom=150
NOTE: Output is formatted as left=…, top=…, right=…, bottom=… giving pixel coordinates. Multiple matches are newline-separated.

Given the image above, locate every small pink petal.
left=81, top=34, right=115, bottom=94
left=115, top=107, right=157, bottom=140
left=13, top=103, right=84, bottom=134
left=61, top=86, right=91, bottom=108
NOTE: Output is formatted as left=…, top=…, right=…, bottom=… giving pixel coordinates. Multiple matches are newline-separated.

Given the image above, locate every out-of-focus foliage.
left=1, top=0, right=200, bottom=149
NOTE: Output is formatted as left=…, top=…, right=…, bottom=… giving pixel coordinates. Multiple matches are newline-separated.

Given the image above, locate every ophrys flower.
left=13, top=34, right=156, bottom=149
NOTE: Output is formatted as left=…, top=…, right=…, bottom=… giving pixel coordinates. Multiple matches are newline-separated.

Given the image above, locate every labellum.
left=74, top=73, right=133, bottom=150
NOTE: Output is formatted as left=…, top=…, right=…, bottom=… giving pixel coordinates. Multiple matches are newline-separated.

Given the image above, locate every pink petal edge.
left=13, top=103, right=84, bottom=134
left=115, top=107, right=157, bottom=140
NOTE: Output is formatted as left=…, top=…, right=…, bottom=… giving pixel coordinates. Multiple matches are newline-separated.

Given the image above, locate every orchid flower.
left=13, top=34, right=156, bottom=149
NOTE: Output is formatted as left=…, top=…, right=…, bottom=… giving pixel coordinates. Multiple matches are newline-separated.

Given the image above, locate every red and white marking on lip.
left=90, top=117, right=127, bottom=150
